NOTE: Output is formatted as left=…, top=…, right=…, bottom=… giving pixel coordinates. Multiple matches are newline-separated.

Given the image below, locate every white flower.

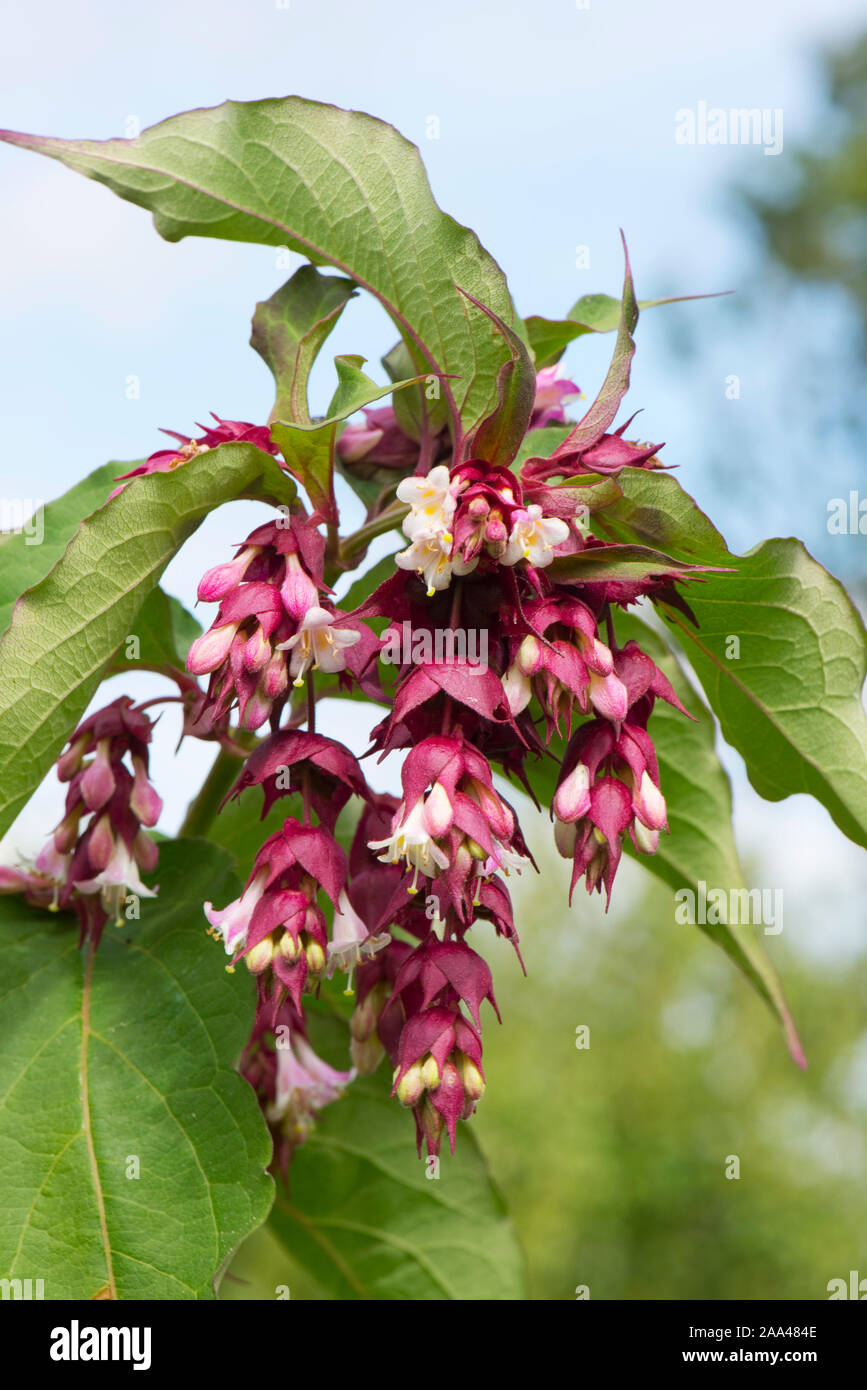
left=369, top=799, right=451, bottom=891
left=327, top=889, right=391, bottom=977
left=503, top=505, right=569, bottom=568
left=277, top=605, right=361, bottom=685
left=483, top=840, right=527, bottom=879
left=395, top=530, right=477, bottom=597
left=204, top=867, right=269, bottom=955
left=267, top=1033, right=355, bottom=1138
left=397, top=465, right=457, bottom=540
left=74, top=840, right=157, bottom=926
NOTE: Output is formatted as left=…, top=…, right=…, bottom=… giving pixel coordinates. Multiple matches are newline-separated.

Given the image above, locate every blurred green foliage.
left=745, top=34, right=867, bottom=326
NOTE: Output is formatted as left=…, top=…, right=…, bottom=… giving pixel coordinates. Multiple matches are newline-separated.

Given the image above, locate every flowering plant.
left=1, top=97, right=865, bottom=1301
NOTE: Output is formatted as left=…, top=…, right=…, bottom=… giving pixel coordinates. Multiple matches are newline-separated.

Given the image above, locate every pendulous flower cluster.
left=4, top=355, right=700, bottom=1169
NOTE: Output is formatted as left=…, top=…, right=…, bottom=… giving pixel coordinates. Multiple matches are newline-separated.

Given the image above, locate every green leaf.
left=525, top=292, right=728, bottom=370
left=460, top=289, right=536, bottom=467
left=523, top=314, right=595, bottom=369
left=0, top=839, right=273, bottom=1299
left=512, top=424, right=571, bottom=468
left=660, top=539, right=867, bottom=852
left=523, top=612, right=804, bottom=1065
left=0, top=442, right=296, bottom=841
left=0, top=461, right=122, bottom=637
left=108, top=586, right=202, bottom=677
left=549, top=542, right=712, bottom=583
left=272, top=355, right=428, bottom=521
left=251, top=264, right=357, bottom=425
left=1, top=98, right=524, bottom=442
left=381, top=338, right=449, bottom=443
left=614, top=612, right=803, bottom=1063
left=268, top=1018, right=527, bottom=1300
left=591, top=465, right=730, bottom=563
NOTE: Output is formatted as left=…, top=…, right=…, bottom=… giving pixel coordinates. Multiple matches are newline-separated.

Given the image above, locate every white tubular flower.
left=395, top=531, right=478, bottom=597
left=397, top=465, right=457, bottom=540
left=277, top=605, right=361, bottom=685
left=483, top=841, right=527, bottom=879
left=74, top=839, right=157, bottom=926
left=204, top=867, right=270, bottom=956
left=368, top=798, right=451, bottom=891
left=267, top=1034, right=355, bottom=1138
left=327, top=889, right=391, bottom=977
left=503, top=505, right=570, bottom=568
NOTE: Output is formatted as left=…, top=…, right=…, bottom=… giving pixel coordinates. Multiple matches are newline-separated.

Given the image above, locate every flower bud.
left=305, top=939, right=326, bottom=974
left=397, top=1061, right=425, bottom=1107
left=262, top=652, right=289, bottom=700
left=239, top=687, right=272, bottom=731
left=280, top=553, right=319, bottom=621
left=129, top=756, right=162, bottom=827
left=197, top=546, right=259, bottom=603
left=421, top=1054, right=441, bottom=1092
left=88, top=814, right=115, bottom=871
left=581, top=635, right=614, bottom=676
left=588, top=670, right=629, bottom=722
left=278, top=930, right=300, bottom=962
left=187, top=622, right=238, bottom=675
left=554, top=817, right=578, bottom=859
left=633, top=771, right=667, bottom=830
left=133, top=828, right=159, bottom=873
left=243, top=626, right=271, bottom=674
left=245, top=936, right=276, bottom=974
left=56, top=733, right=88, bottom=783
left=553, top=763, right=591, bottom=823
left=456, top=1051, right=485, bottom=1103
left=80, top=740, right=116, bottom=812
left=517, top=634, right=543, bottom=677
left=54, top=805, right=85, bottom=854
left=633, top=820, right=659, bottom=855
left=502, top=662, right=532, bottom=715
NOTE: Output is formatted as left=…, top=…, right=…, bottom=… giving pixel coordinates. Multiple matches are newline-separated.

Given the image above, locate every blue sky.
left=2, top=0, right=865, bottom=963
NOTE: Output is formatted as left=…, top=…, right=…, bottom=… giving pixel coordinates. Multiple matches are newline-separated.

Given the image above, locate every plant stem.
left=307, top=672, right=316, bottom=734
left=338, top=502, right=408, bottom=567
left=178, top=747, right=241, bottom=838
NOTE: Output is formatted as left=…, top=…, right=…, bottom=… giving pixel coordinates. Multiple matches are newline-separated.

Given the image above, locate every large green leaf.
left=661, top=540, right=867, bottom=851
left=523, top=611, right=804, bottom=1064
left=0, top=839, right=273, bottom=1299
left=592, top=470, right=867, bottom=850
left=0, top=442, right=296, bottom=840
left=0, top=461, right=120, bottom=636
left=0, top=98, right=524, bottom=443
left=267, top=1017, right=527, bottom=1300
left=251, top=264, right=357, bottom=425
